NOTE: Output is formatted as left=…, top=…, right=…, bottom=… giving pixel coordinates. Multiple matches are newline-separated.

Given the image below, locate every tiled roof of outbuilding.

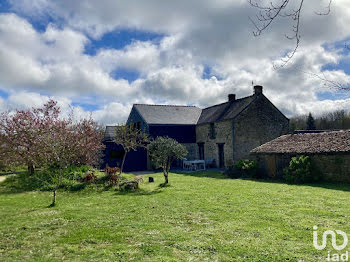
left=251, top=130, right=350, bottom=154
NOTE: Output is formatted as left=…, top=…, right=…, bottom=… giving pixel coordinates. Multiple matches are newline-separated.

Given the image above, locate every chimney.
left=228, top=94, right=236, bottom=102
left=254, top=85, right=263, bottom=95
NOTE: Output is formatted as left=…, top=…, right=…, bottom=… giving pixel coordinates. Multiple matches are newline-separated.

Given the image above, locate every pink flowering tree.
left=0, top=102, right=58, bottom=174
left=0, top=100, right=105, bottom=206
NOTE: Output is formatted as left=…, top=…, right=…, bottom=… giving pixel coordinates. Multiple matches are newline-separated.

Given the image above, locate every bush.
left=283, top=155, right=321, bottom=184
left=225, top=160, right=261, bottom=179
left=119, top=180, right=139, bottom=191
left=82, top=173, right=97, bottom=184
left=65, top=165, right=92, bottom=181
left=234, top=160, right=258, bottom=178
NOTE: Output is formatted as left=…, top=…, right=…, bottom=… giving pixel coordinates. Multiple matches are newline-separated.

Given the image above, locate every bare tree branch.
left=304, top=71, right=350, bottom=91
left=248, top=0, right=332, bottom=68
left=315, top=0, right=332, bottom=15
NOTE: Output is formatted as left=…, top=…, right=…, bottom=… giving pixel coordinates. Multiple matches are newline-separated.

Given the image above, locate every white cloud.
left=95, top=41, right=160, bottom=74
left=0, top=1, right=349, bottom=124
left=92, top=102, right=132, bottom=125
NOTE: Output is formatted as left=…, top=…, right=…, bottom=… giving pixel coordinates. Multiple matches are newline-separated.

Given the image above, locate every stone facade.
left=195, top=95, right=289, bottom=167
left=196, top=120, right=234, bottom=167
left=233, top=95, right=289, bottom=161
left=182, top=143, right=198, bottom=160
left=312, top=154, right=350, bottom=182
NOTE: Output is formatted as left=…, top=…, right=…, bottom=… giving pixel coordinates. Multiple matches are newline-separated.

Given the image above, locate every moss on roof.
left=251, top=130, right=350, bottom=155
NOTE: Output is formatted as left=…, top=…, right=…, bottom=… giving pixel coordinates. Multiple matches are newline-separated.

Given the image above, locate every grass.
left=1, top=171, right=350, bottom=261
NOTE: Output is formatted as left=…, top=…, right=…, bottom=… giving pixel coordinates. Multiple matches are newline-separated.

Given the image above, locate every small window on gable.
left=136, top=122, right=141, bottom=130
left=132, top=122, right=141, bottom=130
left=210, top=123, right=216, bottom=139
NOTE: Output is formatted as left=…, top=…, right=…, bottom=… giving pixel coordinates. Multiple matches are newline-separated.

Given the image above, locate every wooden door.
left=218, top=144, right=225, bottom=168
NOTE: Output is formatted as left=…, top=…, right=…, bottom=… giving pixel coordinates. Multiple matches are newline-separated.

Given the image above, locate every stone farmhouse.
left=103, top=85, right=289, bottom=171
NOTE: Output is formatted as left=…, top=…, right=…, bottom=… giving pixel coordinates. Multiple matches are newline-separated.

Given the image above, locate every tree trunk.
left=120, top=152, right=127, bottom=175
left=28, top=163, right=34, bottom=176
left=50, top=189, right=56, bottom=207
left=163, top=158, right=170, bottom=184
left=164, top=172, right=169, bottom=184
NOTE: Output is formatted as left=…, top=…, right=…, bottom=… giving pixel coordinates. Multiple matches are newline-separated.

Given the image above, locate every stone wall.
left=234, top=95, right=289, bottom=161
left=182, top=143, right=198, bottom=160
left=255, top=153, right=350, bottom=182
left=196, top=120, right=234, bottom=167
left=312, top=154, right=350, bottom=182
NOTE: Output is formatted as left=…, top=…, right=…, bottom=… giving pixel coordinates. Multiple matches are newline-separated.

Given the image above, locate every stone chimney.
left=254, top=85, right=263, bottom=95
left=228, top=94, right=236, bottom=102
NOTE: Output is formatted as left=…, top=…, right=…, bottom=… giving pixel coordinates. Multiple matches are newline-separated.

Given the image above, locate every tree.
left=148, top=137, right=188, bottom=184
left=306, top=112, right=316, bottom=130
left=291, top=110, right=350, bottom=131
left=0, top=100, right=105, bottom=206
left=41, top=111, right=104, bottom=206
left=113, top=124, right=150, bottom=174
left=0, top=100, right=61, bottom=175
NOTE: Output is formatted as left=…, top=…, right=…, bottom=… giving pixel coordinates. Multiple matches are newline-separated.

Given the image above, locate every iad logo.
left=313, top=226, right=349, bottom=261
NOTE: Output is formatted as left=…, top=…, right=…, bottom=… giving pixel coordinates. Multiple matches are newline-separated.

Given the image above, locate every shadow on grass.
left=248, top=178, right=350, bottom=192
left=171, top=169, right=227, bottom=179
left=0, top=173, right=45, bottom=194
left=115, top=186, right=163, bottom=196
left=174, top=169, right=350, bottom=192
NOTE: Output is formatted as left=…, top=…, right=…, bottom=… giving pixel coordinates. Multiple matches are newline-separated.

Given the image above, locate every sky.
left=0, top=0, right=350, bottom=124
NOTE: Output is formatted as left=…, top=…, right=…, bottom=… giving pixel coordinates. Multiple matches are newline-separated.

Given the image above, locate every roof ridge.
left=202, top=95, right=253, bottom=110
left=134, top=103, right=199, bottom=108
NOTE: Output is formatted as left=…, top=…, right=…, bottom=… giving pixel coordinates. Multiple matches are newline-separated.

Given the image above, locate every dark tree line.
left=290, top=110, right=350, bottom=132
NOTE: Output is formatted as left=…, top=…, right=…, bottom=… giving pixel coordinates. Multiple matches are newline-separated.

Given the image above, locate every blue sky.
left=0, top=0, right=350, bottom=124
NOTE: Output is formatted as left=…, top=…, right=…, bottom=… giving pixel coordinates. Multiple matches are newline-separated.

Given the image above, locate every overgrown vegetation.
left=283, top=155, right=322, bottom=184
left=225, top=160, right=260, bottom=179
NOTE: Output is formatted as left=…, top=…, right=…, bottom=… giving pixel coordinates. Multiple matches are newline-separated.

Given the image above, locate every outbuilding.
left=251, top=130, right=350, bottom=182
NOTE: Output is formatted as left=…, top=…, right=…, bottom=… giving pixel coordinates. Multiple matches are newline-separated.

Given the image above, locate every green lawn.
left=1, top=171, right=350, bottom=261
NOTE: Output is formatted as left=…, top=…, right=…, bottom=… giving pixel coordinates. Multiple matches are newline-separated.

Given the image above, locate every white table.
left=183, top=160, right=206, bottom=171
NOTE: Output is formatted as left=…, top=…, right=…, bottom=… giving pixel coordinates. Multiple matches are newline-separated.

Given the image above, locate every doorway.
left=198, top=143, right=205, bottom=160
left=218, top=144, right=225, bottom=168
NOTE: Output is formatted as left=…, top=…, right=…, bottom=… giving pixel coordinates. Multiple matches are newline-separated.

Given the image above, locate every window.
left=210, top=123, right=216, bottom=139
left=133, top=121, right=141, bottom=130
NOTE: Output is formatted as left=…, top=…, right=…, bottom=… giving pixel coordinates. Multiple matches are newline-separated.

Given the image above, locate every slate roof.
left=134, top=104, right=202, bottom=125
left=197, top=95, right=256, bottom=124
left=104, top=126, right=118, bottom=141
left=251, top=130, right=350, bottom=155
